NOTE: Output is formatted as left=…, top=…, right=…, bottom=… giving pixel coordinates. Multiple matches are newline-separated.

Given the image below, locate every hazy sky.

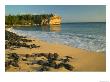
left=5, top=5, right=106, bottom=22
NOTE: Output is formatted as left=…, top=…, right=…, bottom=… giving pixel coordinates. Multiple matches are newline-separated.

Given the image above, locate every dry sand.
left=6, top=38, right=106, bottom=72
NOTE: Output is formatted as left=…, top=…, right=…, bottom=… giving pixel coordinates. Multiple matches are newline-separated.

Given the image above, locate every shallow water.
left=9, top=22, right=106, bottom=52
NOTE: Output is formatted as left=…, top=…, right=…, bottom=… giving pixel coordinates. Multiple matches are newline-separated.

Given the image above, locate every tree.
left=5, top=14, right=54, bottom=26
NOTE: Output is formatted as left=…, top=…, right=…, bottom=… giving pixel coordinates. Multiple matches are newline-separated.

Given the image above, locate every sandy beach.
left=5, top=37, right=106, bottom=72
left=5, top=5, right=106, bottom=72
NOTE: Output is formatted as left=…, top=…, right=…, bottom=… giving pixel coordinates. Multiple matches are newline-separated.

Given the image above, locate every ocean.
left=9, top=22, right=106, bottom=52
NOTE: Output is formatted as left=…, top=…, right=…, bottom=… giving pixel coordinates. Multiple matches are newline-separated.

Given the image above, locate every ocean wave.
left=9, top=28, right=106, bottom=52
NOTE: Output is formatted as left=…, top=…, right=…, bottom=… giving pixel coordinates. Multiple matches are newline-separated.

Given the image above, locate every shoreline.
left=5, top=30, right=106, bottom=71
left=6, top=27, right=106, bottom=53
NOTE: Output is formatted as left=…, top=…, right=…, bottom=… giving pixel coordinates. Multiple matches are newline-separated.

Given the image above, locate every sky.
left=5, top=5, right=106, bottom=23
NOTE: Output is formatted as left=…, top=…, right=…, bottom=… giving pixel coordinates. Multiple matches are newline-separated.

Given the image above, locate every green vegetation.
left=5, top=14, right=54, bottom=26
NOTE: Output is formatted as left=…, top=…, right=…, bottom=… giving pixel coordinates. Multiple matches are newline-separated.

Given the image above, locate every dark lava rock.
left=30, top=44, right=39, bottom=48
left=25, top=54, right=30, bottom=58
left=57, top=63, right=64, bottom=68
left=37, top=60, right=45, bottom=65
left=65, top=56, right=73, bottom=59
left=63, top=64, right=74, bottom=71
left=9, top=53, right=19, bottom=61
left=5, top=60, right=19, bottom=68
left=31, top=60, right=46, bottom=65
left=45, top=61, right=56, bottom=68
left=37, top=66, right=49, bottom=71
left=11, top=61, right=19, bottom=67
left=53, top=53, right=59, bottom=60
left=5, top=61, right=12, bottom=68
left=21, top=39, right=32, bottom=42
left=5, top=30, right=40, bottom=49
left=62, top=58, right=70, bottom=63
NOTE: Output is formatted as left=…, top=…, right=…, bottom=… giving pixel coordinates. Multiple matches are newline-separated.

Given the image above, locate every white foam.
left=10, top=28, right=106, bottom=52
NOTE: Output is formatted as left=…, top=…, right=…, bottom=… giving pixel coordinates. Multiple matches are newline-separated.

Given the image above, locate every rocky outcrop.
left=49, top=15, right=61, bottom=25
left=40, top=15, right=61, bottom=25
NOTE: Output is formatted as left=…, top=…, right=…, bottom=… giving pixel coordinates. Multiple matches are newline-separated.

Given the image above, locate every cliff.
left=49, top=15, right=61, bottom=25
left=5, top=14, right=61, bottom=26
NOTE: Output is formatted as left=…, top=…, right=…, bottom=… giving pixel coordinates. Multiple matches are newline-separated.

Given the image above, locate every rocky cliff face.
left=40, top=15, right=61, bottom=26
left=49, top=16, right=61, bottom=25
